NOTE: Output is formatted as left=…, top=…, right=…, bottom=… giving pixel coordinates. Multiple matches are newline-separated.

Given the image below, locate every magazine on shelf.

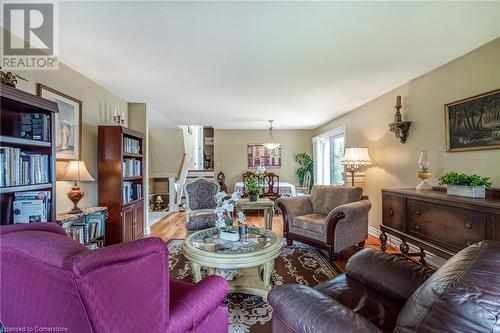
left=13, top=200, right=45, bottom=223
left=13, top=191, right=51, bottom=223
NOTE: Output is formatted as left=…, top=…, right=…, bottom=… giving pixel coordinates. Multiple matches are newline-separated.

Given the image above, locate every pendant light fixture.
left=263, top=120, right=281, bottom=150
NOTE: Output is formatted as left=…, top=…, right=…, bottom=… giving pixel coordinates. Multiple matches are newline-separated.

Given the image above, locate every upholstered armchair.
left=276, top=185, right=371, bottom=257
left=0, top=223, right=229, bottom=333
left=269, top=241, right=500, bottom=333
left=184, top=178, right=220, bottom=232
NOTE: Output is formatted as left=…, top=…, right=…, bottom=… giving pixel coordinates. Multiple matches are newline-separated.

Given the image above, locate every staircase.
left=168, top=125, right=216, bottom=211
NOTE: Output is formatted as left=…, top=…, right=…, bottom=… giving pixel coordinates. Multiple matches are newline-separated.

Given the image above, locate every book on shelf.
left=69, top=224, right=86, bottom=244
left=12, top=191, right=51, bottom=223
left=0, top=147, right=50, bottom=187
left=86, top=221, right=99, bottom=242
left=62, top=213, right=105, bottom=247
left=123, top=137, right=140, bottom=154
left=20, top=113, right=51, bottom=141
left=122, top=158, right=141, bottom=177
left=85, top=214, right=105, bottom=238
left=123, top=181, right=142, bottom=204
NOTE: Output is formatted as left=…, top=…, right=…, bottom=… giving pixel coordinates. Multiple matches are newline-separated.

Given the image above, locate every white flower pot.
left=446, top=185, right=486, bottom=198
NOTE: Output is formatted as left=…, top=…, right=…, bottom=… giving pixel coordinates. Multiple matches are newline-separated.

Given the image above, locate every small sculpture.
left=389, top=96, right=412, bottom=143
left=217, top=171, right=228, bottom=193
left=0, top=67, right=27, bottom=88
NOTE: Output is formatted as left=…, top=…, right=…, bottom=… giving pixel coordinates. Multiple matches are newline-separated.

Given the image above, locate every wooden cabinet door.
left=133, top=203, right=144, bottom=239
left=122, top=206, right=134, bottom=242
left=382, top=193, right=404, bottom=231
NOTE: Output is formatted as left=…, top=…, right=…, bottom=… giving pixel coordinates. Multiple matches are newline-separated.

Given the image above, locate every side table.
left=237, top=198, right=274, bottom=230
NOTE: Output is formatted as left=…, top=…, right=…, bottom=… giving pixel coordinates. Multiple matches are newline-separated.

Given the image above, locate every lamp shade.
left=60, top=160, right=95, bottom=182
left=341, top=148, right=372, bottom=166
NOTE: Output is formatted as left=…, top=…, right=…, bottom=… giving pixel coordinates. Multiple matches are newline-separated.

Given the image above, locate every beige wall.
left=15, top=63, right=128, bottom=214
left=214, top=129, right=313, bottom=191
left=314, top=38, right=500, bottom=229
left=149, top=128, right=184, bottom=178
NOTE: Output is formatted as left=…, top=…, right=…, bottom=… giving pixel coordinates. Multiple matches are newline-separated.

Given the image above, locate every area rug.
left=167, top=240, right=341, bottom=333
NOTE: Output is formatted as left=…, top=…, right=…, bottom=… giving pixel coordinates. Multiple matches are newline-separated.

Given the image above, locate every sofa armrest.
left=327, top=199, right=372, bottom=225
left=268, top=284, right=381, bottom=333
left=324, top=200, right=371, bottom=252
left=169, top=275, right=229, bottom=332
left=276, top=196, right=312, bottom=219
left=0, top=222, right=66, bottom=236
left=346, top=249, right=435, bottom=304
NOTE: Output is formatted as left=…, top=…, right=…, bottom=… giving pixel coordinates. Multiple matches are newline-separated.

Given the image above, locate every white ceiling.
left=58, top=1, right=500, bottom=129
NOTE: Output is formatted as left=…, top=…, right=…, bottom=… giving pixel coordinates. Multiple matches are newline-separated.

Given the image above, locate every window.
left=313, top=126, right=345, bottom=185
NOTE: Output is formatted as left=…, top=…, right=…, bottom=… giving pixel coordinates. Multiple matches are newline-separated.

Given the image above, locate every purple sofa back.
left=1, top=223, right=170, bottom=333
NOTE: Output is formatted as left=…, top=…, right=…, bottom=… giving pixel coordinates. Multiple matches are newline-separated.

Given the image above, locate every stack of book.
left=66, top=214, right=105, bottom=246
left=122, top=158, right=141, bottom=177
left=0, top=147, right=50, bottom=187
left=12, top=191, right=51, bottom=223
left=123, top=137, right=140, bottom=154
left=20, top=113, right=51, bottom=141
left=123, top=181, right=142, bottom=204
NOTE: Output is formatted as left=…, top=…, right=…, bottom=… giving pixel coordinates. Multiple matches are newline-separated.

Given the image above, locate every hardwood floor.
left=149, top=211, right=398, bottom=272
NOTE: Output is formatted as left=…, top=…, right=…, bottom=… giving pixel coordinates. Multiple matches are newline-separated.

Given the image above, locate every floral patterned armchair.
left=184, top=179, right=220, bottom=232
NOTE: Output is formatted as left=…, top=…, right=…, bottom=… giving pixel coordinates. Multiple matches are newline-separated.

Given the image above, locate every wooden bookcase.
left=0, top=84, right=58, bottom=224
left=98, top=126, right=145, bottom=245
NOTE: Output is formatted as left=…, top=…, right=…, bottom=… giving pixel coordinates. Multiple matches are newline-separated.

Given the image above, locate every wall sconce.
left=389, top=96, right=411, bottom=143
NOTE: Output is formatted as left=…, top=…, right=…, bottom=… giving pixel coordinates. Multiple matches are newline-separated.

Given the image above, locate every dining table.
left=234, top=181, right=297, bottom=197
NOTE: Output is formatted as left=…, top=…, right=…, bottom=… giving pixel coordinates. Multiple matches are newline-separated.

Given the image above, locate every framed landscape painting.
left=247, top=144, right=281, bottom=168
left=37, top=84, right=82, bottom=160
left=445, top=89, right=500, bottom=152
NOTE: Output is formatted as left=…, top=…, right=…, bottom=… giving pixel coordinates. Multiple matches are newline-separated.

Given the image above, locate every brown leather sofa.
left=268, top=240, right=500, bottom=333
left=276, top=185, right=371, bottom=257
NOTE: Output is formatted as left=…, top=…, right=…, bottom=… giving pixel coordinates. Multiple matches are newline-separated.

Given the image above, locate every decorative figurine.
left=0, top=67, right=27, bottom=88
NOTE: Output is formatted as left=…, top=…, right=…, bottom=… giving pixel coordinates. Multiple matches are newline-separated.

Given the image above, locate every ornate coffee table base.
left=190, top=260, right=275, bottom=297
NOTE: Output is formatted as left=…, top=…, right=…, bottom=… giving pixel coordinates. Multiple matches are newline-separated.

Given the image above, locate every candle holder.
left=389, top=95, right=412, bottom=143
left=112, top=107, right=125, bottom=125
left=113, top=114, right=125, bottom=125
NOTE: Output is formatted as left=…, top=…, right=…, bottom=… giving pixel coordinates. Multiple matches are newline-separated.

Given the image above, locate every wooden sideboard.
left=380, top=188, right=500, bottom=261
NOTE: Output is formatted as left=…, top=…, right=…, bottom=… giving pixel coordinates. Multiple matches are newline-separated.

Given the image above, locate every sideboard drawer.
left=407, top=200, right=487, bottom=251
left=382, top=193, right=404, bottom=231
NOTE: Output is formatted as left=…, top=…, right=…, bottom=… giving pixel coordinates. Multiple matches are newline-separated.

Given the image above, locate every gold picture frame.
left=444, top=88, right=500, bottom=152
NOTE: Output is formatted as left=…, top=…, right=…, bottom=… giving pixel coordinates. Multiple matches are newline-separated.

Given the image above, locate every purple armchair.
left=0, top=223, right=229, bottom=333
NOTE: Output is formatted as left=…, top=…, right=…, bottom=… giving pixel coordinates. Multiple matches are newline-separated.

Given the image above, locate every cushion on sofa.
left=310, top=186, right=363, bottom=215
left=290, top=213, right=328, bottom=242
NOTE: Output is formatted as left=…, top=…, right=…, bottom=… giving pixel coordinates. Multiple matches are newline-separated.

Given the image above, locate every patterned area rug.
left=167, top=240, right=341, bottom=333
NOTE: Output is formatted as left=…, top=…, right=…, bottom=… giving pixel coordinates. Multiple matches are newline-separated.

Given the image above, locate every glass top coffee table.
left=183, top=227, right=283, bottom=297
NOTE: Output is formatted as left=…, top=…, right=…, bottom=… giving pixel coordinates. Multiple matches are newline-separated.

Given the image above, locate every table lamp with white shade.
left=341, top=148, right=372, bottom=186
left=59, top=160, right=95, bottom=214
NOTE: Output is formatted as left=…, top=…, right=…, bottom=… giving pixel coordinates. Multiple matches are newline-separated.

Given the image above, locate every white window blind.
left=313, top=126, right=345, bottom=185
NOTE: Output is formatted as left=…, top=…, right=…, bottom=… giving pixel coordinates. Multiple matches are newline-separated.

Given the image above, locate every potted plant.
left=439, top=172, right=492, bottom=198
left=246, top=175, right=260, bottom=202
left=295, top=153, right=313, bottom=187
left=214, top=191, right=244, bottom=241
